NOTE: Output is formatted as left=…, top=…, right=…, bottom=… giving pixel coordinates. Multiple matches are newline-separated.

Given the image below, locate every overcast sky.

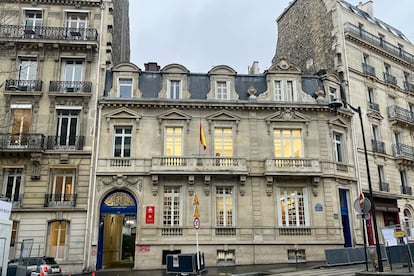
left=129, top=0, right=412, bottom=74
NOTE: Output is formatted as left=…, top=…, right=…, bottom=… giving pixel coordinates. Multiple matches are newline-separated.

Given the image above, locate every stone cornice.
left=0, top=0, right=101, bottom=7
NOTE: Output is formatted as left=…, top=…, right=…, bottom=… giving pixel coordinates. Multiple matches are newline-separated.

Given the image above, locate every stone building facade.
left=89, top=59, right=361, bottom=270
left=275, top=0, right=414, bottom=246
left=0, top=0, right=128, bottom=273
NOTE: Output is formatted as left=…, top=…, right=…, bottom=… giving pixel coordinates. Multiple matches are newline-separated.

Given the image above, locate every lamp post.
left=329, top=100, right=383, bottom=272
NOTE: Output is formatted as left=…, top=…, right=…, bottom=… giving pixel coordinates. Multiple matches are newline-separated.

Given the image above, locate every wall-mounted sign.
left=315, top=203, right=323, bottom=212
left=0, top=200, right=12, bottom=220
left=146, top=206, right=155, bottom=224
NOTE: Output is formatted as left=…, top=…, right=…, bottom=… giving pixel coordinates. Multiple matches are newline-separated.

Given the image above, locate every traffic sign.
left=354, top=197, right=371, bottom=213
left=357, top=213, right=371, bottom=220
left=193, top=217, right=200, bottom=230
left=394, top=231, right=405, bottom=238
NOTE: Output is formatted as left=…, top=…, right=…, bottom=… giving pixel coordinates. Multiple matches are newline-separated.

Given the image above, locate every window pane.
left=274, top=129, right=302, bottom=158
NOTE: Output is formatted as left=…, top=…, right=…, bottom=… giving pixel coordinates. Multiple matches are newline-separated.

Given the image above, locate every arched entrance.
left=97, top=190, right=137, bottom=270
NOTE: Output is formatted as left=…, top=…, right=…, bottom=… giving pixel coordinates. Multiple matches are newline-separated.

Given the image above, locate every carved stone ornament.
left=99, top=175, right=142, bottom=191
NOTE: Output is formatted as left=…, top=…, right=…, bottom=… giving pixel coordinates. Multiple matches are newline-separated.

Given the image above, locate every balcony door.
left=11, top=108, right=31, bottom=147
left=56, top=110, right=79, bottom=148
left=66, top=13, right=87, bottom=39
left=24, top=10, right=42, bottom=37
left=18, top=58, right=37, bottom=90
left=4, top=168, right=23, bottom=206
left=63, top=60, right=83, bottom=92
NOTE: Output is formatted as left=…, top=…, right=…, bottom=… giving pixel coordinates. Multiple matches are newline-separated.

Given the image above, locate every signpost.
left=354, top=193, right=372, bottom=272
left=193, top=194, right=200, bottom=270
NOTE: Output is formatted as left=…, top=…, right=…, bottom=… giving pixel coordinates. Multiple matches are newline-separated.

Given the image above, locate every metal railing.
left=0, top=25, right=98, bottom=41
left=379, top=182, right=389, bottom=192
left=401, top=186, right=412, bottom=195
left=388, top=105, right=414, bottom=124
left=0, top=133, right=44, bottom=149
left=345, top=22, right=414, bottom=65
left=362, top=63, right=376, bottom=77
left=368, top=102, right=380, bottom=112
left=384, top=72, right=397, bottom=86
left=44, top=194, right=77, bottom=207
left=0, top=194, right=23, bottom=207
left=5, top=80, right=43, bottom=92
left=372, top=139, right=386, bottom=154
left=49, top=81, right=92, bottom=93
left=46, top=136, right=84, bottom=150
left=404, top=81, right=414, bottom=93
left=393, top=143, right=414, bottom=159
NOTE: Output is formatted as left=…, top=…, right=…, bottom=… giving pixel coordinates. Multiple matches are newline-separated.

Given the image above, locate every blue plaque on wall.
left=315, top=203, right=323, bottom=212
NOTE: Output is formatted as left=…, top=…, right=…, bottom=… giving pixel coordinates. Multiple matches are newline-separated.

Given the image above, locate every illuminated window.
left=10, top=221, right=18, bottom=246
left=273, top=129, right=302, bottom=158
left=217, top=249, right=235, bottom=263
left=216, top=187, right=233, bottom=226
left=48, top=221, right=67, bottom=260
left=277, top=187, right=308, bottom=226
left=216, top=81, right=230, bottom=100
left=163, top=187, right=182, bottom=226
left=49, top=168, right=76, bottom=205
left=113, top=126, right=132, bottom=157
left=214, top=128, right=233, bottom=157
left=333, top=132, right=345, bottom=163
left=11, top=108, right=31, bottom=146
left=118, top=78, right=133, bottom=98
left=167, top=80, right=181, bottom=99
left=165, top=127, right=183, bottom=156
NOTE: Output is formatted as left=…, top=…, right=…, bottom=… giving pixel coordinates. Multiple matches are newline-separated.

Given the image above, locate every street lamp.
left=329, top=100, right=383, bottom=272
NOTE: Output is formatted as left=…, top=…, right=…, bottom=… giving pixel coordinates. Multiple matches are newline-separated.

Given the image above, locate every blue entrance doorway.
left=339, top=189, right=352, bottom=247
left=97, top=190, right=137, bottom=270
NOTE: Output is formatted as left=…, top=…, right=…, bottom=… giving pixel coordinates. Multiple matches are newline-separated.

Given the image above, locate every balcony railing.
left=5, top=80, right=42, bottom=92
left=44, top=194, right=77, bottom=207
left=362, top=63, right=376, bottom=77
left=161, top=227, right=183, bottom=237
left=49, top=81, right=92, bottom=93
left=0, top=194, right=23, bottom=208
left=379, top=182, right=389, bottom=192
left=388, top=105, right=414, bottom=126
left=265, top=158, right=321, bottom=175
left=345, top=23, right=414, bottom=65
left=151, top=156, right=247, bottom=173
left=368, top=102, right=380, bottom=112
left=401, top=186, right=412, bottom=195
left=384, top=72, right=397, bottom=86
left=372, top=139, right=386, bottom=154
left=0, top=25, right=98, bottom=41
left=0, top=133, right=44, bottom=150
left=46, top=136, right=84, bottom=150
left=404, top=81, right=414, bottom=93
left=393, top=143, right=414, bottom=159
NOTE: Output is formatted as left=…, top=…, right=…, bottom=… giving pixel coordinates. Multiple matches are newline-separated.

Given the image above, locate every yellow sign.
left=193, top=194, right=199, bottom=205
left=394, top=231, right=405, bottom=238
left=193, top=206, right=200, bottom=218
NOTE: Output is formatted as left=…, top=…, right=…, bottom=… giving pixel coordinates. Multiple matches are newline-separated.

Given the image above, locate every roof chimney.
left=144, top=62, right=160, bottom=72
left=357, top=1, right=373, bottom=17
left=248, top=61, right=260, bottom=74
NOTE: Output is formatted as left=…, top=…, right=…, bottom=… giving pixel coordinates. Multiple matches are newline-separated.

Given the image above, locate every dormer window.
left=167, top=80, right=181, bottom=99
left=329, top=87, right=338, bottom=102
left=118, top=78, right=133, bottom=98
left=274, top=80, right=296, bottom=101
left=216, top=81, right=230, bottom=100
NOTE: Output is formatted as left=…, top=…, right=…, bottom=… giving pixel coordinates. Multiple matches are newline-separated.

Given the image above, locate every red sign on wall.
left=146, top=206, right=155, bottom=224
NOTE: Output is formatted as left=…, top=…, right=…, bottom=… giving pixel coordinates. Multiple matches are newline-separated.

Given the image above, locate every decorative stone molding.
left=105, top=107, right=141, bottom=133
left=204, top=175, right=211, bottom=196
left=239, top=176, right=246, bottom=196
left=206, top=110, right=241, bottom=135
left=264, top=110, right=311, bottom=135
left=99, top=175, right=142, bottom=192
left=188, top=175, right=195, bottom=196
left=266, top=176, right=273, bottom=196
left=156, top=109, right=192, bottom=134
left=152, top=175, right=159, bottom=196
left=312, top=177, right=320, bottom=197
left=30, top=153, right=42, bottom=180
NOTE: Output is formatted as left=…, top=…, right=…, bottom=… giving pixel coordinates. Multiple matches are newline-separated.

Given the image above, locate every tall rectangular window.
left=165, top=127, right=183, bottom=156
left=11, top=108, right=31, bottom=146
left=274, top=80, right=296, bottom=101
left=64, top=60, right=83, bottom=82
left=11, top=221, right=18, bottom=246
left=3, top=168, right=23, bottom=205
left=168, top=80, right=181, bottom=99
left=24, top=10, right=42, bottom=37
left=48, top=221, right=67, bottom=260
left=277, top=187, right=308, bottom=226
left=372, top=125, right=380, bottom=141
left=214, top=128, right=233, bottom=157
left=50, top=168, right=76, bottom=204
left=274, top=81, right=282, bottom=101
left=113, top=126, right=131, bottom=157
left=216, top=81, right=229, bottom=100
left=118, top=78, right=133, bottom=98
left=273, top=129, right=302, bottom=158
left=333, top=132, right=345, bottom=163
left=163, top=187, right=182, bottom=226
left=329, top=87, right=337, bottom=102
left=216, top=187, right=234, bottom=226
left=19, top=58, right=37, bottom=81
left=66, top=13, right=87, bottom=39
left=56, top=110, right=79, bottom=148
left=378, top=165, right=385, bottom=183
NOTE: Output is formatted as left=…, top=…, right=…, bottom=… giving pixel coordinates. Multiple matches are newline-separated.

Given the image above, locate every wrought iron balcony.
left=0, top=133, right=44, bottom=150
left=372, top=140, right=386, bottom=154
left=401, top=186, right=412, bottom=195
left=345, top=23, right=414, bottom=65
left=379, top=182, right=389, bottom=192
left=368, top=102, right=380, bottom=112
left=46, top=136, right=84, bottom=150
left=0, top=194, right=23, bottom=208
left=49, top=81, right=92, bottom=93
left=0, top=25, right=98, bottom=41
left=265, top=158, right=321, bottom=176
left=384, top=72, right=397, bottom=86
left=404, top=81, right=414, bottom=93
left=388, top=105, right=414, bottom=127
left=44, top=194, right=77, bottom=207
left=362, top=63, right=376, bottom=77
left=393, top=143, right=414, bottom=159
left=5, top=80, right=42, bottom=92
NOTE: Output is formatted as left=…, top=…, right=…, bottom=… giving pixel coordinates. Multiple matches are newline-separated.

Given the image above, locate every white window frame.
left=48, top=220, right=68, bottom=260
left=113, top=126, right=132, bottom=157
left=273, top=129, right=303, bottom=158
left=118, top=78, right=133, bottom=98
left=167, top=80, right=182, bottom=99
left=163, top=186, right=183, bottom=226
left=333, top=132, right=345, bottom=163
left=56, top=109, right=80, bottom=148
left=50, top=168, right=76, bottom=202
left=276, top=187, right=309, bottom=227
left=273, top=80, right=297, bottom=101
left=329, top=87, right=338, bottom=103
left=216, top=186, right=234, bottom=227
left=3, top=168, right=24, bottom=205
left=214, top=127, right=233, bottom=157
left=372, top=125, right=381, bottom=141
left=164, top=127, right=183, bottom=156
left=215, top=81, right=230, bottom=100
left=378, top=165, right=385, bottom=183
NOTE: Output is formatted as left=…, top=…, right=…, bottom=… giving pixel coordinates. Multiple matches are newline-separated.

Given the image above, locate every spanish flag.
left=200, top=120, right=207, bottom=150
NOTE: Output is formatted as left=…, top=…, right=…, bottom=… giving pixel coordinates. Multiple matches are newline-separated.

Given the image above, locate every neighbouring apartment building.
left=0, top=0, right=129, bottom=273
left=274, top=0, right=414, bottom=246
